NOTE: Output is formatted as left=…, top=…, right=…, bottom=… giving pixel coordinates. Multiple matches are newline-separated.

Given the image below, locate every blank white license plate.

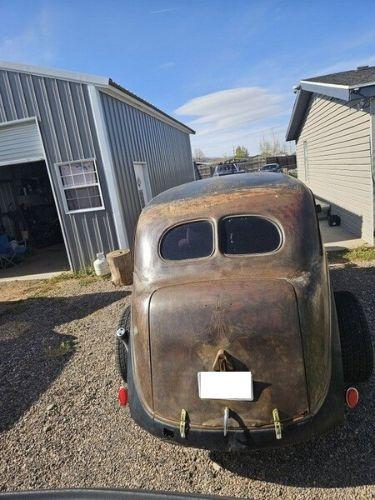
left=197, top=371, right=253, bottom=401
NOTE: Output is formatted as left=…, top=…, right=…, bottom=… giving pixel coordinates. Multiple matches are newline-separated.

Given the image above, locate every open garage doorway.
left=0, top=160, right=70, bottom=281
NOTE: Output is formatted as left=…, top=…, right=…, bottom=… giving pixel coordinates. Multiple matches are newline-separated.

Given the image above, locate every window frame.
left=219, top=214, right=284, bottom=257
left=55, top=158, right=105, bottom=214
left=158, top=218, right=215, bottom=263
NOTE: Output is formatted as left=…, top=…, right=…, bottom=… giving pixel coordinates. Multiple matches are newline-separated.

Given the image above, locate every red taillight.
left=118, top=386, right=128, bottom=407
left=345, top=387, right=359, bottom=409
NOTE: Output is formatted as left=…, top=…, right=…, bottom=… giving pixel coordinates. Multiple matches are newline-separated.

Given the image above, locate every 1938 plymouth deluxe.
left=116, top=173, right=373, bottom=451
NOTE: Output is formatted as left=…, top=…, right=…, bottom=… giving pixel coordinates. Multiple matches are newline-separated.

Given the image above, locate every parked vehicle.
left=116, top=173, right=373, bottom=451
left=258, top=163, right=282, bottom=173
left=212, top=163, right=244, bottom=176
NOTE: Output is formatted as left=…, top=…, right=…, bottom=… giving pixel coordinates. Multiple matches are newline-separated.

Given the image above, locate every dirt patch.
left=1, top=280, right=45, bottom=303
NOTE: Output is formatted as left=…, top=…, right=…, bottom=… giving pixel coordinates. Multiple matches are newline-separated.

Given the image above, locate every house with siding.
left=286, top=66, right=375, bottom=244
left=0, top=60, right=195, bottom=272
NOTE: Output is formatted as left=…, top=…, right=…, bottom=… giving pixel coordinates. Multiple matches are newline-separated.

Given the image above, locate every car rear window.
left=219, top=216, right=281, bottom=255
left=160, top=220, right=213, bottom=260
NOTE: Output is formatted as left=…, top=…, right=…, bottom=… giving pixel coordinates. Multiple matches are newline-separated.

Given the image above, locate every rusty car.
left=115, top=173, right=373, bottom=451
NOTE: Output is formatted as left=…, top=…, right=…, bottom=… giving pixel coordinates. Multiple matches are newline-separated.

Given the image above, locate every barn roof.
left=0, top=60, right=195, bottom=135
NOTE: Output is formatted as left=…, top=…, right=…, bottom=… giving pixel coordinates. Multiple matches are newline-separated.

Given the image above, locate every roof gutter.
left=299, top=80, right=350, bottom=101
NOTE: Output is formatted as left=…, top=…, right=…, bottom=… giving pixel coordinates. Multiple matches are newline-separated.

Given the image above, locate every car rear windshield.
left=219, top=216, right=281, bottom=254
left=160, top=220, right=213, bottom=260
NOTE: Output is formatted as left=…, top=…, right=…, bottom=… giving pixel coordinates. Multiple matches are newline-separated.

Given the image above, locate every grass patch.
left=74, top=266, right=96, bottom=278
left=44, top=339, right=78, bottom=359
left=78, top=275, right=100, bottom=287
left=328, top=246, right=375, bottom=264
left=5, top=266, right=110, bottom=304
left=74, top=266, right=110, bottom=286
left=34, top=266, right=110, bottom=294
left=48, top=272, right=75, bottom=284
left=30, top=272, right=75, bottom=297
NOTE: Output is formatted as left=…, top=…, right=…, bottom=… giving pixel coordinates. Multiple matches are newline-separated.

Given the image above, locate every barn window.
left=219, top=216, right=282, bottom=255
left=160, top=220, right=213, bottom=260
left=56, top=159, right=104, bottom=213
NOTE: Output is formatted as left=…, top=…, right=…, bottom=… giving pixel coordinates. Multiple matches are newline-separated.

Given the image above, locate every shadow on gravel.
left=211, top=265, right=375, bottom=488
left=0, top=290, right=129, bottom=433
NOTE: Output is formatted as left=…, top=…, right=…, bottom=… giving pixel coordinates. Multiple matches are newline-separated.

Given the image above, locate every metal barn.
left=0, top=61, right=195, bottom=272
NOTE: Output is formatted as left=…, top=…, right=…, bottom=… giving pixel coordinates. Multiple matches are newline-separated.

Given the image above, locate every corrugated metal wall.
left=296, top=94, right=374, bottom=243
left=0, top=119, right=44, bottom=166
left=0, top=69, right=118, bottom=269
left=100, top=91, right=194, bottom=243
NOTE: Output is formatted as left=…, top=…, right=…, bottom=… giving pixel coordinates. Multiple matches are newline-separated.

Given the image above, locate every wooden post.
left=106, top=249, right=133, bottom=286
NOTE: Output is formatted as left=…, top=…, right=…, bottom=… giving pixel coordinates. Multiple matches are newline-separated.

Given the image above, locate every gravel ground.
left=0, top=264, right=374, bottom=499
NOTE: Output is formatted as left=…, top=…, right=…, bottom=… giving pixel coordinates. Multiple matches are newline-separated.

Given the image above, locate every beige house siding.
left=371, top=99, right=375, bottom=241
left=296, top=94, right=374, bottom=243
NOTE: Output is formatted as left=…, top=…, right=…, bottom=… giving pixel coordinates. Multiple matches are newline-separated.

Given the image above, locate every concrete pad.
left=320, top=221, right=364, bottom=251
left=0, top=244, right=70, bottom=283
left=0, top=270, right=69, bottom=283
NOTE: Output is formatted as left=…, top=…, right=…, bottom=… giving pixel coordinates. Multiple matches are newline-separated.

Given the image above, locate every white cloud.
left=150, top=8, right=177, bottom=14
left=175, top=87, right=288, bottom=156
left=0, top=8, right=55, bottom=64
left=157, top=61, right=175, bottom=70
left=340, top=31, right=375, bottom=51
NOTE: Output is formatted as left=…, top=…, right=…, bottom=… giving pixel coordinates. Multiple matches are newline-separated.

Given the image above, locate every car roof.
left=148, top=172, right=304, bottom=208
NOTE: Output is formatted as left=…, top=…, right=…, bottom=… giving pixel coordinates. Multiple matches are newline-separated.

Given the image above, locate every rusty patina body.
left=128, top=173, right=344, bottom=450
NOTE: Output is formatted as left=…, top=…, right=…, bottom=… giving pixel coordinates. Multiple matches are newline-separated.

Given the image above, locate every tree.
left=259, top=130, right=287, bottom=157
left=233, top=145, right=249, bottom=158
left=194, top=148, right=205, bottom=161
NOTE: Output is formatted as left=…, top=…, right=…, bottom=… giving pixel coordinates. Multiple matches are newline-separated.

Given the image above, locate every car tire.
left=334, top=291, right=373, bottom=383
left=116, top=305, right=131, bottom=382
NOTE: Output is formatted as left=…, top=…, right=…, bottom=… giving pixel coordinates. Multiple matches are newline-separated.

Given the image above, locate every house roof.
left=304, top=65, right=375, bottom=86
left=0, top=60, right=195, bottom=135
left=286, top=65, right=375, bottom=141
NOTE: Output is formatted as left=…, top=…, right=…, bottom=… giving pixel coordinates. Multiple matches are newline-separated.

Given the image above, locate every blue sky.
left=0, top=0, right=375, bottom=156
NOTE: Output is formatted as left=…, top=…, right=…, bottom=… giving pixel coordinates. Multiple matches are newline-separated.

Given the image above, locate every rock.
left=212, top=462, right=221, bottom=472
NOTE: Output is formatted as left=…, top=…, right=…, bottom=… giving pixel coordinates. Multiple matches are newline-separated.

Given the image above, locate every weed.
left=44, top=339, right=78, bottom=359
left=78, top=275, right=98, bottom=287
left=74, top=266, right=96, bottom=278
left=328, top=246, right=375, bottom=264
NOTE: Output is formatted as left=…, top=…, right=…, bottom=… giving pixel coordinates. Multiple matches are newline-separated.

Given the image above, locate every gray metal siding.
left=0, top=119, right=44, bottom=166
left=296, top=94, right=374, bottom=243
left=0, top=69, right=118, bottom=270
left=100, top=91, right=194, bottom=242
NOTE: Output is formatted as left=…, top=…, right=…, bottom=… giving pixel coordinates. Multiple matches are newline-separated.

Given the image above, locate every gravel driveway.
left=0, top=264, right=374, bottom=499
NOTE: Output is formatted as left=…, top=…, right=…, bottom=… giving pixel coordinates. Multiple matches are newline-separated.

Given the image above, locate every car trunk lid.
left=149, top=279, right=308, bottom=428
